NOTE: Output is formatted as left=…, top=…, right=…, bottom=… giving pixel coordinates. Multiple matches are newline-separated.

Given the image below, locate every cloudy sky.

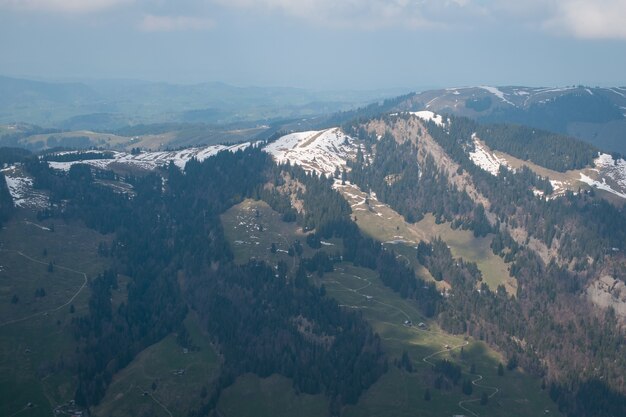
left=1, top=0, right=625, bottom=90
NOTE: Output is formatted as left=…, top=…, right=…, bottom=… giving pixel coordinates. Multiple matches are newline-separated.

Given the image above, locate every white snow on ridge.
left=535, top=86, right=577, bottom=94
left=479, top=86, right=514, bottom=106
left=468, top=135, right=508, bottom=176
left=47, top=143, right=252, bottom=172
left=409, top=111, right=444, bottom=127
left=263, top=128, right=356, bottom=176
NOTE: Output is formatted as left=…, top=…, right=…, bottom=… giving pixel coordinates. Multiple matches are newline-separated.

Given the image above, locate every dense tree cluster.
left=0, top=146, right=32, bottom=164
left=475, top=123, right=597, bottom=172
left=347, top=133, right=476, bottom=225
left=481, top=91, right=624, bottom=138
left=186, top=261, right=386, bottom=410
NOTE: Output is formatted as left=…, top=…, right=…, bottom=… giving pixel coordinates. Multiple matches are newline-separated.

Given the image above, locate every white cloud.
left=212, top=0, right=626, bottom=39
left=0, top=0, right=132, bottom=13
left=212, top=0, right=457, bottom=29
left=139, top=14, right=214, bottom=32
left=545, top=0, right=626, bottom=39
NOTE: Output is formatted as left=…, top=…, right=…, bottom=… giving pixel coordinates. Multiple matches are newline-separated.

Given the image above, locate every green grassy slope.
left=0, top=210, right=113, bottom=417
left=93, top=313, right=220, bottom=417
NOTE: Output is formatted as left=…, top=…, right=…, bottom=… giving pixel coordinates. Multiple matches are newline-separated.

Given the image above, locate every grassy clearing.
left=93, top=312, right=219, bottom=417
left=492, top=144, right=586, bottom=188
left=336, top=183, right=516, bottom=294
left=0, top=210, right=114, bottom=417
left=221, top=199, right=342, bottom=273
left=319, top=264, right=560, bottom=417
left=217, top=374, right=329, bottom=417
left=415, top=215, right=516, bottom=295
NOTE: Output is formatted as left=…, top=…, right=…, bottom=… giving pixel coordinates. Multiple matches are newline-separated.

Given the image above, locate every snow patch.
left=47, top=143, right=253, bottom=172
left=479, top=86, right=514, bottom=106
left=468, top=135, right=508, bottom=176
left=535, top=86, right=577, bottom=94
left=595, top=153, right=626, bottom=190
left=579, top=173, right=626, bottom=199
left=1, top=166, right=48, bottom=209
left=577, top=153, right=626, bottom=199
left=408, top=111, right=445, bottom=127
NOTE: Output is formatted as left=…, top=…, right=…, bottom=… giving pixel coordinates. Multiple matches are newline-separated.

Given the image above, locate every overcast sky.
left=1, top=0, right=625, bottom=90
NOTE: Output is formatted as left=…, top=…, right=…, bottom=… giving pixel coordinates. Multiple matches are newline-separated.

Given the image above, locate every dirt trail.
left=0, top=249, right=88, bottom=327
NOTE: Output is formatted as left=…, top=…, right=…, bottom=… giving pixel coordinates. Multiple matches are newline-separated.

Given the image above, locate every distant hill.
left=0, top=75, right=401, bottom=129
left=391, top=86, right=626, bottom=154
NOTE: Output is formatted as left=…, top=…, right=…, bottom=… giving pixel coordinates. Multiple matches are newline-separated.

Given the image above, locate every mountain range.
left=1, top=83, right=626, bottom=417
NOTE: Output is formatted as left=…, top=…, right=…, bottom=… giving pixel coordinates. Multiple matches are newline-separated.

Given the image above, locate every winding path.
left=0, top=249, right=88, bottom=327
left=332, top=268, right=413, bottom=321
left=422, top=341, right=469, bottom=367
left=457, top=374, right=500, bottom=417
left=327, top=266, right=502, bottom=417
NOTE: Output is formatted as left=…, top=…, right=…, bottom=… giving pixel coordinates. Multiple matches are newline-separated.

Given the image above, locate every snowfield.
left=47, top=143, right=252, bottom=172
left=468, top=135, right=508, bottom=176
left=263, top=128, right=357, bottom=176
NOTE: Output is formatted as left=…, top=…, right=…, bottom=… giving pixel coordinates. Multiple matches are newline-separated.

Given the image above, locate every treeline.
left=0, top=173, right=13, bottom=228
left=475, top=123, right=597, bottom=172
left=0, top=146, right=32, bottom=164
left=42, top=151, right=114, bottom=162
